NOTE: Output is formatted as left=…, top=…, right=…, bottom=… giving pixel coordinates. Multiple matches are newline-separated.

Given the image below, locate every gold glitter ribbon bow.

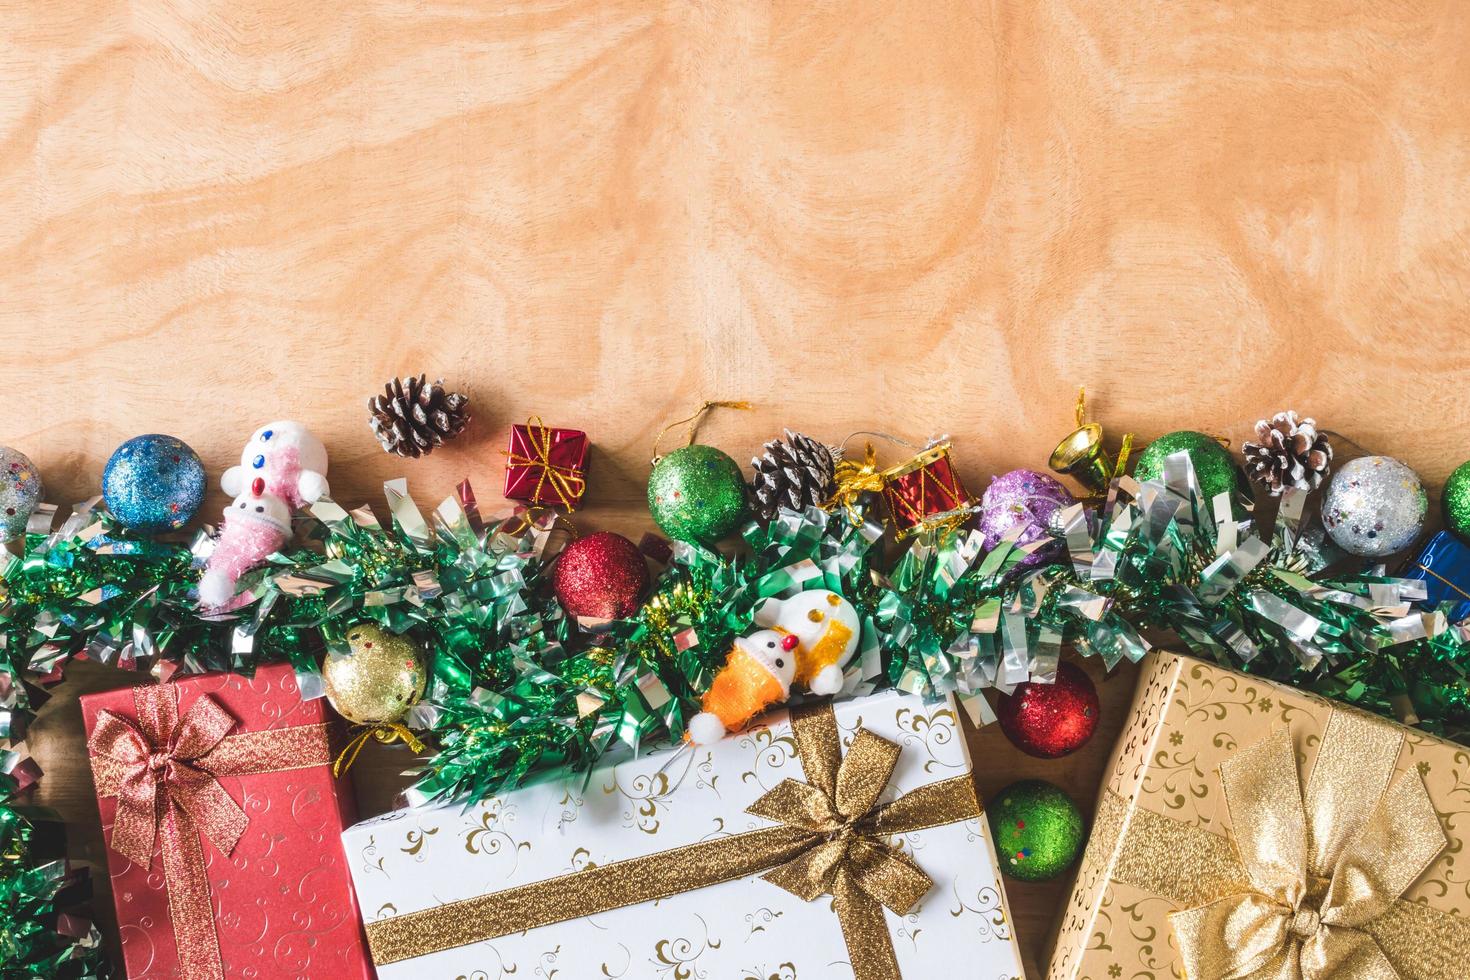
left=363, top=702, right=982, bottom=980
left=504, top=416, right=587, bottom=509
left=826, top=442, right=884, bottom=522
left=89, top=685, right=334, bottom=980
left=1100, top=708, right=1455, bottom=980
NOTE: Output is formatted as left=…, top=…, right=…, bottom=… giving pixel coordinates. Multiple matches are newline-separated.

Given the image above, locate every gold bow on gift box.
left=364, top=702, right=982, bottom=980
left=1106, top=707, right=1470, bottom=980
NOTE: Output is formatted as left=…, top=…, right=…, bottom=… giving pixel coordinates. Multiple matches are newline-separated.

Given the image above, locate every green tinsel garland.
left=6, top=452, right=1470, bottom=815
left=0, top=758, right=107, bottom=978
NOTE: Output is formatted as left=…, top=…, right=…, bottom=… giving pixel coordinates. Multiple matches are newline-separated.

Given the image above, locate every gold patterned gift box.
left=342, top=689, right=1025, bottom=980
left=1048, top=649, right=1470, bottom=980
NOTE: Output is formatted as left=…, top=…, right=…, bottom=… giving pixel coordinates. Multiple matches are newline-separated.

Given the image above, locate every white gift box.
left=342, top=689, right=1025, bottom=979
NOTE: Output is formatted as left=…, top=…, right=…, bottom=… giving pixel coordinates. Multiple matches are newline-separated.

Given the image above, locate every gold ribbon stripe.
left=364, top=703, right=982, bottom=980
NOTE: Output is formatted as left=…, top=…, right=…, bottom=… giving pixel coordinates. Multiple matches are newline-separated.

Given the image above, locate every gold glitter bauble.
left=322, top=624, right=428, bottom=725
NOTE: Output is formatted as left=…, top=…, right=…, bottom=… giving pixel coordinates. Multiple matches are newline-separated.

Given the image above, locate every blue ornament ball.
left=102, top=434, right=206, bottom=533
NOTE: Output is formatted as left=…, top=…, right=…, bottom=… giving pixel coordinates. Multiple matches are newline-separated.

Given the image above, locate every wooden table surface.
left=6, top=3, right=1470, bottom=977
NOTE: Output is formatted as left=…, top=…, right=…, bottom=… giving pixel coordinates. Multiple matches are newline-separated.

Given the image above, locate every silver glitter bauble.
left=1321, top=455, right=1427, bottom=557
left=0, top=447, right=43, bottom=542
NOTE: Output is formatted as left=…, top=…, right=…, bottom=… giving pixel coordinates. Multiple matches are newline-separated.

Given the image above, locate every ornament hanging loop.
left=332, top=722, right=427, bottom=778
left=650, top=401, right=751, bottom=465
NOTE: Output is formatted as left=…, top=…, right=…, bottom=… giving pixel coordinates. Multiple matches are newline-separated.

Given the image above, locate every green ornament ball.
left=647, top=444, right=750, bottom=543
left=1133, top=430, right=1240, bottom=503
left=1444, top=460, right=1470, bottom=543
left=988, top=779, right=1085, bottom=882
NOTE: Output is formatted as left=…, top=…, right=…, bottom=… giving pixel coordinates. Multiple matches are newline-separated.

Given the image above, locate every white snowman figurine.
left=198, top=485, right=293, bottom=608
left=754, top=589, right=861, bottom=695
left=199, top=421, right=329, bottom=610
left=221, top=421, right=329, bottom=509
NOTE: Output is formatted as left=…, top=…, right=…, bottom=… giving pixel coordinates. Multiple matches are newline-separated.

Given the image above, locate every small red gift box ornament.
left=504, top=418, right=589, bottom=510
left=880, top=440, right=974, bottom=537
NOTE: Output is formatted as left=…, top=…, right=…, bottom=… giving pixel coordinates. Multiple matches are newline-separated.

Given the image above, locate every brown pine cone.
left=1243, top=411, right=1332, bottom=495
left=367, top=376, right=471, bottom=458
left=750, top=429, right=840, bottom=520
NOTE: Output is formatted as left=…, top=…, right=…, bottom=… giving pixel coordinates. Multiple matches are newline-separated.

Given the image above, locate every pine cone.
left=750, top=430, right=840, bottom=520
left=1243, top=411, right=1332, bottom=495
left=367, top=376, right=471, bottom=458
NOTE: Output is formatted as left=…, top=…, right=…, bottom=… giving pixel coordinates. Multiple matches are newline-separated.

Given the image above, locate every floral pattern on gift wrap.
left=739, top=965, right=797, bottom=980
left=947, top=879, right=1012, bottom=942
left=463, top=799, right=531, bottom=874
left=606, top=769, right=674, bottom=834
left=1139, top=666, right=1322, bottom=831
left=738, top=726, right=799, bottom=792
left=401, top=826, right=438, bottom=860
left=893, top=705, right=964, bottom=774
left=1401, top=732, right=1470, bottom=916
left=651, top=915, right=721, bottom=979
left=744, top=907, right=782, bottom=938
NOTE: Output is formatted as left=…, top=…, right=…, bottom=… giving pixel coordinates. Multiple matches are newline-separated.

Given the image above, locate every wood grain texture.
left=4, top=2, right=1470, bottom=976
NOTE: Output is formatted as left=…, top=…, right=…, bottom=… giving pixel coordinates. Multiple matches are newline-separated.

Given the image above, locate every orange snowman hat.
left=686, top=630, right=797, bottom=745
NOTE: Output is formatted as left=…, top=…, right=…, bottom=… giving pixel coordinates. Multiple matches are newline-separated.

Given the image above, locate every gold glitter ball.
left=322, top=623, right=428, bottom=725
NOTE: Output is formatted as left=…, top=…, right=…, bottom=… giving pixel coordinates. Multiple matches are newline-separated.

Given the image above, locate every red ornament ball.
left=554, top=531, right=650, bottom=620
left=996, top=661, right=1099, bottom=758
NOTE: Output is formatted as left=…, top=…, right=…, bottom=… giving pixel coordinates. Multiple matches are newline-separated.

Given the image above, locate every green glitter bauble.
left=988, top=779, right=1085, bottom=881
left=1133, top=430, right=1240, bottom=503
left=647, top=445, right=750, bottom=543
left=1444, top=460, right=1470, bottom=543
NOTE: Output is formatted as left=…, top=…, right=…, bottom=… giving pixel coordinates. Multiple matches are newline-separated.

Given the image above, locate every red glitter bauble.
left=996, top=661, right=1099, bottom=759
left=553, top=531, right=651, bottom=620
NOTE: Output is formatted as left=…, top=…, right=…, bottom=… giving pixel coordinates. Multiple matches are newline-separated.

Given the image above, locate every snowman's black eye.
left=775, top=658, right=785, bottom=669
left=255, top=505, right=264, bottom=513
left=238, top=502, right=246, bottom=508
left=767, top=640, right=776, bottom=648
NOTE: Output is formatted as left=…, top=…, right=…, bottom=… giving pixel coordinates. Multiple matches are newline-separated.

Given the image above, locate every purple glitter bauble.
left=978, top=469, right=1074, bottom=559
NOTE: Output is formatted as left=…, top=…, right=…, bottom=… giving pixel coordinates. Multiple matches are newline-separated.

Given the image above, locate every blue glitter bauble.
left=102, top=434, right=206, bottom=533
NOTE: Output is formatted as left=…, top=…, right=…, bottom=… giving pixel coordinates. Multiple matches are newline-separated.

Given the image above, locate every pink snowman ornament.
left=221, top=421, right=329, bottom=508
left=200, top=421, right=329, bottom=610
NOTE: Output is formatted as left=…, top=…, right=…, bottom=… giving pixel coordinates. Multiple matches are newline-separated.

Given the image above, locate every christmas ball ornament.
left=101, top=434, right=205, bottom=533
left=1442, top=460, right=1470, bottom=544
left=1133, top=430, right=1240, bottom=503
left=323, top=624, right=428, bottom=725
left=978, top=469, right=1074, bottom=560
left=0, top=447, right=43, bottom=542
left=1321, top=455, right=1427, bottom=558
left=648, top=444, right=749, bottom=543
left=988, top=779, right=1085, bottom=882
left=687, top=629, right=797, bottom=744
left=554, top=531, right=650, bottom=620
left=996, top=661, right=1099, bottom=758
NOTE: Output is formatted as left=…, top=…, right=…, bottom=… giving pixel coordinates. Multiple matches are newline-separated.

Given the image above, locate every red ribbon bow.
left=88, top=684, right=333, bottom=980
left=90, top=690, right=248, bottom=868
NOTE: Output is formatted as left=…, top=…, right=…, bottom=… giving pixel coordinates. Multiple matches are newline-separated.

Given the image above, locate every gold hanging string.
left=333, top=721, right=426, bottom=778
left=650, top=401, right=752, bottom=465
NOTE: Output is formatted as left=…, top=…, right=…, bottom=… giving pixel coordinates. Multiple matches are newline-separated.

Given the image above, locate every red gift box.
left=503, top=418, right=589, bottom=509
left=880, top=441, right=974, bottom=536
left=80, top=663, right=373, bottom=980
